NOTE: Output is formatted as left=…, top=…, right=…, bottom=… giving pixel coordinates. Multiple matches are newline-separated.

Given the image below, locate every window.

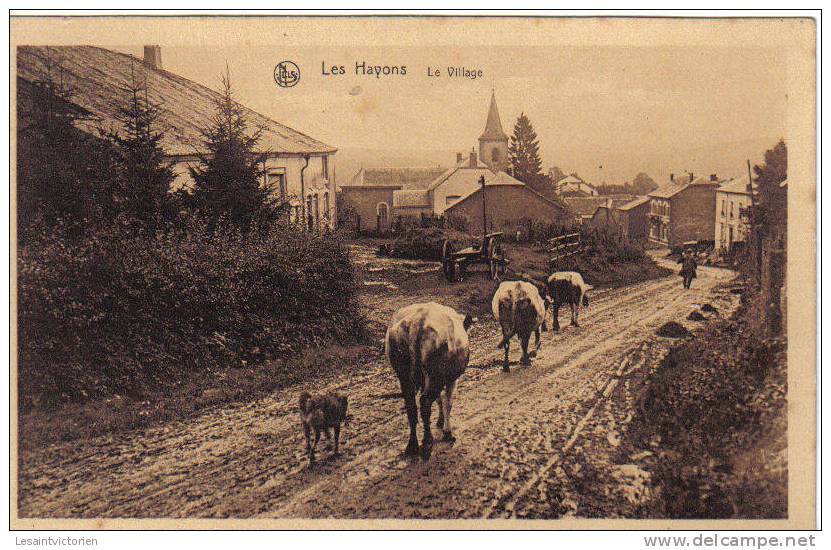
left=446, top=195, right=462, bottom=206
left=267, top=171, right=287, bottom=202
left=721, top=199, right=727, bottom=216
left=321, top=155, right=329, bottom=180
left=492, top=148, right=500, bottom=163
left=730, top=201, right=734, bottom=219
left=377, top=202, right=389, bottom=221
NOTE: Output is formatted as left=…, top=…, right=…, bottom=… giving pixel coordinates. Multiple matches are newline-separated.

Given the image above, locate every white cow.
left=385, top=302, right=473, bottom=461
left=546, top=271, right=593, bottom=331
left=491, top=280, right=549, bottom=372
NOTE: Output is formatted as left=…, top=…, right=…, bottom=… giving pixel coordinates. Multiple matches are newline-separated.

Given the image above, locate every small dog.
left=299, top=391, right=348, bottom=465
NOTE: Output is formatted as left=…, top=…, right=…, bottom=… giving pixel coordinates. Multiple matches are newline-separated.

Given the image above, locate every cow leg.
left=520, top=333, right=531, bottom=365
left=552, top=304, right=561, bottom=333
left=570, top=303, right=579, bottom=327
left=441, top=380, right=457, bottom=442
left=503, top=339, right=511, bottom=372
left=436, top=388, right=445, bottom=429
left=419, top=390, right=439, bottom=461
left=333, top=424, right=341, bottom=456
left=400, top=383, right=419, bottom=457
left=534, top=327, right=542, bottom=350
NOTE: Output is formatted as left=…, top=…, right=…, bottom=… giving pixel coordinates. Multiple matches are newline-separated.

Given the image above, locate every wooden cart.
left=441, top=232, right=509, bottom=282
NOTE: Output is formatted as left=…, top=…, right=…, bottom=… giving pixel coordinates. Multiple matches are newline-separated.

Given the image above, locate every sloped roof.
left=445, top=175, right=571, bottom=215
left=392, top=190, right=430, bottom=208
left=648, top=175, right=721, bottom=199
left=487, top=171, right=525, bottom=186
left=618, top=196, right=651, bottom=211
left=16, top=45, right=336, bottom=156
left=479, top=91, right=508, bottom=142
left=563, top=195, right=635, bottom=216
left=426, top=158, right=493, bottom=192
left=557, top=175, right=584, bottom=185
left=349, top=167, right=366, bottom=185
left=717, top=175, right=752, bottom=195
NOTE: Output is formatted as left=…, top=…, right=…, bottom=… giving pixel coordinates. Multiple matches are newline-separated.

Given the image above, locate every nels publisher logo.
left=274, top=61, right=300, bottom=88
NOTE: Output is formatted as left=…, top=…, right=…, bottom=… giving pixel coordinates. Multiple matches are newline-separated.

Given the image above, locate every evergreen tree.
left=185, top=67, right=272, bottom=229
left=108, top=65, right=175, bottom=229
left=17, top=50, right=116, bottom=239
left=750, top=139, right=787, bottom=234
left=508, top=113, right=544, bottom=187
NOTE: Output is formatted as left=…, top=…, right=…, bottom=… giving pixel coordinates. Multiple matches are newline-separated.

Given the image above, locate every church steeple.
left=479, top=90, right=508, bottom=141
left=478, top=90, right=509, bottom=172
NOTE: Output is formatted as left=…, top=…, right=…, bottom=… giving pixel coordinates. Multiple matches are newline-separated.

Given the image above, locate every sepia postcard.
left=9, top=14, right=817, bottom=530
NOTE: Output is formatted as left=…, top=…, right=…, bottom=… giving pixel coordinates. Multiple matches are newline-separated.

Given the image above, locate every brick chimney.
left=469, top=148, right=477, bottom=168
left=144, top=45, right=162, bottom=70
left=670, top=173, right=674, bottom=182
left=456, top=152, right=464, bottom=164
left=689, top=172, right=694, bottom=183
left=710, top=174, right=718, bottom=182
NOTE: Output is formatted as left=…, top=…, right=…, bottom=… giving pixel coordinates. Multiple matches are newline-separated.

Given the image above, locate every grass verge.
left=623, top=295, right=787, bottom=518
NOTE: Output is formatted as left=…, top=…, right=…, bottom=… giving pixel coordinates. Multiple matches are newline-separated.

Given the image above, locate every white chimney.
left=144, top=45, right=162, bottom=70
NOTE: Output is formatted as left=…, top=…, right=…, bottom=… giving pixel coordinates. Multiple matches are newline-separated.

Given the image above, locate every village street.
left=17, top=251, right=739, bottom=520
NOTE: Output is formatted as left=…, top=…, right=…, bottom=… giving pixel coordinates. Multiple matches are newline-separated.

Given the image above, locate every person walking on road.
left=679, top=251, right=698, bottom=289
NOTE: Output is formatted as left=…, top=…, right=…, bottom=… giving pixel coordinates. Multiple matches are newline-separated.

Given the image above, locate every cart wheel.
left=442, top=239, right=456, bottom=282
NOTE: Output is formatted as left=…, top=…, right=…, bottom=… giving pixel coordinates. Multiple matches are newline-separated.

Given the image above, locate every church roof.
left=479, top=91, right=508, bottom=142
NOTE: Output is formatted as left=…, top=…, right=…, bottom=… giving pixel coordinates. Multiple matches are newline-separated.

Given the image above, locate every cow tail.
left=497, top=300, right=515, bottom=349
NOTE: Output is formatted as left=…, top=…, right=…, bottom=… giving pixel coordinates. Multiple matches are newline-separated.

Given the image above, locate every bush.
left=384, top=227, right=476, bottom=261
left=17, top=216, right=365, bottom=409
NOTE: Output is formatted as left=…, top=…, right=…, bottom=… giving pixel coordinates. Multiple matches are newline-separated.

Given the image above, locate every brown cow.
left=492, top=280, right=549, bottom=372
left=546, top=271, right=593, bottom=331
left=385, top=302, right=473, bottom=461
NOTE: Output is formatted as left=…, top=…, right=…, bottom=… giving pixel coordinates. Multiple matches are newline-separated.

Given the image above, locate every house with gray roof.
left=17, top=45, right=337, bottom=229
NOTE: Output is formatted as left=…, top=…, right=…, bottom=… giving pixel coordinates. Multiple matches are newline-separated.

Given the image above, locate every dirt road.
left=18, top=252, right=738, bottom=519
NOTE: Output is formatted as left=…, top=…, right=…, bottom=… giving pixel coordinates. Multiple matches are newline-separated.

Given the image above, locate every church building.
left=478, top=91, right=510, bottom=173
left=339, top=92, right=572, bottom=233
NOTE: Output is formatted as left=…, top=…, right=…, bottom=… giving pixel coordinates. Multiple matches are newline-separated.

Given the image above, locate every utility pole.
left=300, top=154, right=310, bottom=230
left=479, top=175, right=487, bottom=235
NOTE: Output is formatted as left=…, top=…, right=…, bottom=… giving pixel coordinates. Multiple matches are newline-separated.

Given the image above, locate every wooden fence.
left=548, top=232, right=581, bottom=268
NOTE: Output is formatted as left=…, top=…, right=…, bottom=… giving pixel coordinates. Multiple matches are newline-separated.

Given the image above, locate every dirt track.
left=18, top=252, right=738, bottom=519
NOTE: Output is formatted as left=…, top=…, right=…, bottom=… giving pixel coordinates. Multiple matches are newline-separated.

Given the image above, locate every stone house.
left=588, top=195, right=651, bottom=241
left=647, top=173, right=722, bottom=247
left=443, top=171, right=572, bottom=234
left=714, top=175, right=752, bottom=253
